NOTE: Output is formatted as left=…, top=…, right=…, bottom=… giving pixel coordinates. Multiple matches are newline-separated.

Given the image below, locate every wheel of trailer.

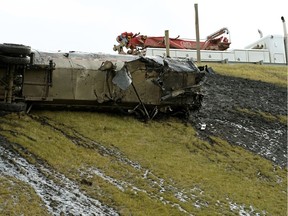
left=0, top=102, right=27, bottom=112
left=0, top=55, right=30, bottom=65
left=0, top=43, right=31, bottom=56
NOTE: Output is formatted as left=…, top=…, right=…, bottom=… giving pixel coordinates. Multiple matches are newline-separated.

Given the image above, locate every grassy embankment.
left=0, top=63, right=287, bottom=215
left=209, top=63, right=287, bottom=123
left=208, top=63, right=287, bottom=87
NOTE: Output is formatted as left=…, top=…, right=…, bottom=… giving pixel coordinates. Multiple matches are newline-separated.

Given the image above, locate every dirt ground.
left=189, top=72, right=287, bottom=167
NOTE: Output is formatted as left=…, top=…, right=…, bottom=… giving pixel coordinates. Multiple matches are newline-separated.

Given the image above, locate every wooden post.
left=281, top=16, right=288, bottom=65
left=194, top=3, right=201, bottom=63
left=165, top=30, right=170, bottom=57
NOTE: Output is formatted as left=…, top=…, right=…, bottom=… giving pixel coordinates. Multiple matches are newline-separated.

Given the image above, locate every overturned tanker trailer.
left=0, top=43, right=208, bottom=119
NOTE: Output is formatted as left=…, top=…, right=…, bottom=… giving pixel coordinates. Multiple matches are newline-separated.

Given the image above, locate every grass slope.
left=0, top=176, right=49, bottom=215
left=0, top=112, right=287, bottom=215
left=208, top=63, right=287, bottom=87
left=0, top=63, right=287, bottom=215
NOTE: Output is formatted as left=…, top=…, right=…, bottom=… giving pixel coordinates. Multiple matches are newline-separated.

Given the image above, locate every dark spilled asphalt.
left=190, top=73, right=287, bottom=167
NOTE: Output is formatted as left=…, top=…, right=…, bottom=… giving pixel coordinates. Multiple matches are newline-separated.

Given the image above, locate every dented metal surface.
left=0, top=44, right=207, bottom=118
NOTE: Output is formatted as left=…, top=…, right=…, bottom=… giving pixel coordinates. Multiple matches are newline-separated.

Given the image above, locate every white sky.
left=0, top=0, right=287, bottom=54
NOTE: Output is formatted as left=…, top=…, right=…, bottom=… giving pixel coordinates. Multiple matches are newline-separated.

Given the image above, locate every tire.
left=0, top=102, right=27, bottom=112
left=0, top=55, right=30, bottom=65
left=0, top=43, right=31, bottom=56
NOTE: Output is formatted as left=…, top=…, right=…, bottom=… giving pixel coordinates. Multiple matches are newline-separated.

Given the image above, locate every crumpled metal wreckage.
left=0, top=44, right=209, bottom=119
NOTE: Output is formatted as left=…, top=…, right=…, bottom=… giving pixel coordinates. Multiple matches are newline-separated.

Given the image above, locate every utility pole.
left=165, top=30, right=170, bottom=57
left=281, top=16, right=288, bottom=65
left=194, top=3, right=201, bottom=63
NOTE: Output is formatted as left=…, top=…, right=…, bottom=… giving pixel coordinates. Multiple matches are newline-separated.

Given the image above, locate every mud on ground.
left=190, top=72, right=287, bottom=167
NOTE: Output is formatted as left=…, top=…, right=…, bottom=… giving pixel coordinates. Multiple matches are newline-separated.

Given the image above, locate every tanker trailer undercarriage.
left=0, top=43, right=208, bottom=120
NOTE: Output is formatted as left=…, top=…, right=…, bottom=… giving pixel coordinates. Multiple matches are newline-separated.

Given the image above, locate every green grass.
left=207, top=63, right=287, bottom=87
left=237, top=107, right=287, bottom=125
left=0, top=111, right=287, bottom=215
left=0, top=176, right=49, bottom=216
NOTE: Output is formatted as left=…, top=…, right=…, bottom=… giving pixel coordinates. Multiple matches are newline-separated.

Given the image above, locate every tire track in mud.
left=0, top=130, right=268, bottom=216
left=1, top=108, right=273, bottom=215
left=0, top=136, right=119, bottom=216
left=28, top=115, right=212, bottom=214
left=28, top=115, right=268, bottom=215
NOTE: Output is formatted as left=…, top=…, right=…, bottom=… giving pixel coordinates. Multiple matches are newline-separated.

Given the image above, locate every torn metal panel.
left=112, top=67, right=132, bottom=90
left=163, top=58, right=199, bottom=72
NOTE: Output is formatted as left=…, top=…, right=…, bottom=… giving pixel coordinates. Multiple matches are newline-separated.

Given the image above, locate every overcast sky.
left=1, top=0, right=287, bottom=54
